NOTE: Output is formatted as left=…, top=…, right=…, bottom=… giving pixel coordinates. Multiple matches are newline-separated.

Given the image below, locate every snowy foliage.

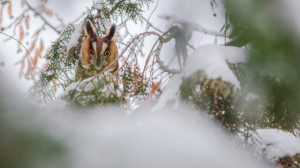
left=0, top=73, right=270, bottom=168
left=183, top=44, right=246, bottom=89
left=28, top=1, right=161, bottom=107
left=255, top=129, right=300, bottom=161
left=66, top=19, right=85, bottom=54
left=154, top=44, right=246, bottom=110
left=1, top=0, right=300, bottom=167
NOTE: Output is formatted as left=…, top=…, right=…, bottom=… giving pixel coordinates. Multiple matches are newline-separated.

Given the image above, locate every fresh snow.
left=152, top=74, right=182, bottom=112
left=154, top=44, right=246, bottom=111
left=158, top=14, right=224, bottom=40
left=184, top=44, right=246, bottom=89
left=66, top=19, right=85, bottom=53
left=94, top=3, right=102, bottom=10
left=255, top=129, right=300, bottom=161
left=0, top=72, right=271, bottom=167
left=0, top=51, right=4, bottom=66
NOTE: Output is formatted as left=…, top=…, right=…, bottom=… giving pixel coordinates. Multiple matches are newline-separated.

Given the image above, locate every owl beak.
left=91, top=41, right=101, bottom=68
left=96, top=55, right=101, bottom=67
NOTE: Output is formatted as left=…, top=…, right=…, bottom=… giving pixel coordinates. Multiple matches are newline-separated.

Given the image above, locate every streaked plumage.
left=75, top=20, right=118, bottom=81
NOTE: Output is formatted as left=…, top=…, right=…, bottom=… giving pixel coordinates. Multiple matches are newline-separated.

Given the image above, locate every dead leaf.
left=32, top=29, right=40, bottom=38
left=52, top=77, right=56, bottom=91
left=32, top=40, right=44, bottom=69
left=8, top=2, right=12, bottom=18
left=40, top=62, right=48, bottom=72
left=33, top=49, right=39, bottom=69
left=39, top=39, right=44, bottom=56
left=0, top=6, right=3, bottom=25
left=45, top=10, right=53, bottom=16
left=150, top=81, right=161, bottom=96
left=19, top=26, right=24, bottom=43
left=25, top=16, right=29, bottom=29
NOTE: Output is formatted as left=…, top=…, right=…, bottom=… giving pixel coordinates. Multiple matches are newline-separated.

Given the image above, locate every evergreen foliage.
left=1, top=0, right=300, bottom=167
left=28, top=0, right=157, bottom=107
left=224, top=0, right=300, bottom=132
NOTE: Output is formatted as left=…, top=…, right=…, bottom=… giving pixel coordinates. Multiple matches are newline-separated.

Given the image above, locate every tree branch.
left=109, top=0, right=126, bottom=16
left=155, top=39, right=182, bottom=74
left=24, top=1, right=60, bottom=34
left=0, top=31, right=33, bottom=66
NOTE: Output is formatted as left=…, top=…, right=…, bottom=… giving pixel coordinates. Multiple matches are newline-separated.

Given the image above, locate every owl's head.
left=80, top=20, right=117, bottom=70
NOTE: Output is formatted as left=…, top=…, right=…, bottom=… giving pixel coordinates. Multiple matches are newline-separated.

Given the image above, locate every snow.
left=94, top=3, right=102, bottom=10
left=0, top=51, right=4, bottom=66
left=158, top=14, right=224, bottom=40
left=245, top=93, right=259, bottom=101
left=154, top=44, right=246, bottom=111
left=83, top=81, right=94, bottom=92
left=0, top=71, right=271, bottom=167
left=66, top=19, right=85, bottom=53
left=152, top=74, right=182, bottom=112
left=255, top=129, right=300, bottom=161
left=184, top=44, right=246, bottom=89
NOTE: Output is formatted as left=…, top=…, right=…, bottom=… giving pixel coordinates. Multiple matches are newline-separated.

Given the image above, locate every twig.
left=147, top=0, right=159, bottom=22
left=1, top=8, right=30, bottom=31
left=24, top=1, right=60, bottom=34
left=193, top=24, right=225, bottom=37
left=155, top=39, right=182, bottom=74
left=55, top=13, right=66, bottom=27
left=0, top=31, right=33, bottom=67
left=142, top=16, right=195, bottom=50
left=142, top=16, right=164, bottom=34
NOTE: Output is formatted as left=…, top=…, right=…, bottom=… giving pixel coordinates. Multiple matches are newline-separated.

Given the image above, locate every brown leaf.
left=220, top=24, right=225, bottom=33
left=39, top=40, right=44, bottom=54
left=0, top=6, right=3, bottom=25
left=25, top=16, right=29, bottom=29
left=145, top=81, right=162, bottom=102
left=32, top=29, right=40, bottom=38
left=52, top=77, right=56, bottom=91
left=13, top=18, right=23, bottom=36
left=32, top=40, right=44, bottom=69
left=45, top=10, right=53, bottom=16
left=150, top=81, right=161, bottom=96
left=33, top=49, right=39, bottom=69
left=40, top=62, right=48, bottom=72
left=19, top=26, right=24, bottom=43
left=8, top=2, right=12, bottom=18
left=27, top=41, right=36, bottom=57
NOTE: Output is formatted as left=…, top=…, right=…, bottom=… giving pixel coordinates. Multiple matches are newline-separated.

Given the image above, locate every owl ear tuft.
left=85, top=20, right=97, bottom=38
left=106, top=24, right=116, bottom=40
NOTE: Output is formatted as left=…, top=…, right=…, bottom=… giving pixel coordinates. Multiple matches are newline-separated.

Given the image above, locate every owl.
left=75, top=20, right=119, bottom=82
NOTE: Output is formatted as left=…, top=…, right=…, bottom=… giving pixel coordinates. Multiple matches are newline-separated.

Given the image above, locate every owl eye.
left=88, top=49, right=94, bottom=55
left=104, top=50, right=111, bottom=57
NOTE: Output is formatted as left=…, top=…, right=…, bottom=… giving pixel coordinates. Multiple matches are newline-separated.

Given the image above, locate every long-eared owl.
left=75, top=20, right=119, bottom=81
